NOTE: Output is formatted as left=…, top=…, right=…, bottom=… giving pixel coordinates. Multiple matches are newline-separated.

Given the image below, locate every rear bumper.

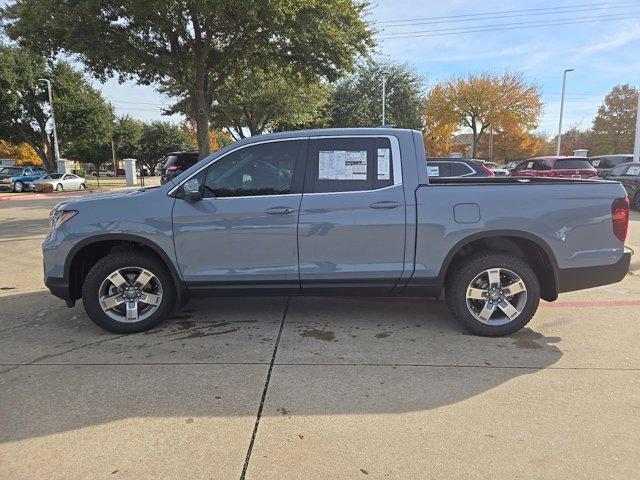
left=557, top=248, right=632, bottom=293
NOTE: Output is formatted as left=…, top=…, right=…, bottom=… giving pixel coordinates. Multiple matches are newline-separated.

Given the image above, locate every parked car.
left=599, top=162, right=640, bottom=210
left=160, top=151, right=199, bottom=184
left=32, top=173, right=86, bottom=192
left=589, top=154, right=634, bottom=173
left=475, top=160, right=509, bottom=176
left=0, top=166, right=48, bottom=192
left=43, top=128, right=631, bottom=337
left=115, top=168, right=126, bottom=176
left=90, top=170, right=115, bottom=177
left=425, top=157, right=494, bottom=179
left=506, top=159, right=526, bottom=172
left=511, top=156, right=598, bottom=179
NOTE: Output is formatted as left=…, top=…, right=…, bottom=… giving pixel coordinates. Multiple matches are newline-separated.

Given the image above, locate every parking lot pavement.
left=1, top=198, right=640, bottom=479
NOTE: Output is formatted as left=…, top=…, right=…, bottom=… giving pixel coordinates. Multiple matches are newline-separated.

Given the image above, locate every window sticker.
left=527, top=161, right=534, bottom=168
left=319, top=150, right=367, bottom=180
left=626, top=165, right=640, bottom=176
left=377, top=148, right=390, bottom=180
left=591, top=160, right=600, bottom=167
left=427, top=165, right=440, bottom=177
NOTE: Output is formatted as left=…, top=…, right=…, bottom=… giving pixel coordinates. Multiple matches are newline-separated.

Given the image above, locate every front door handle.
left=264, top=206, right=296, bottom=215
left=369, top=201, right=400, bottom=209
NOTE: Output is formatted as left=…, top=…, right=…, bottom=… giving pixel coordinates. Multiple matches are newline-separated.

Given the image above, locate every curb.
left=0, top=187, right=121, bottom=202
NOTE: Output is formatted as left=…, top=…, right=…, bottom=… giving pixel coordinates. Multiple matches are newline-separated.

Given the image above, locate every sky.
left=2, top=0, right=639, bottom=135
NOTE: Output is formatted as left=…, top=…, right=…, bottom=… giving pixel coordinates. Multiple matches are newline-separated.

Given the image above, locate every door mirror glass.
left=183, top=177, right=202, bottom=201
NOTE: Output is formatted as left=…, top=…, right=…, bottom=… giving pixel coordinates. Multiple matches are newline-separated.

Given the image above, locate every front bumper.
left=557, top=248, right=632, bottom=293
left=44, top=275, right=73, bottom=303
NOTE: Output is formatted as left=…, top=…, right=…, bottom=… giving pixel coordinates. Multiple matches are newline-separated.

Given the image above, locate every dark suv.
left=160, top=151, right=199, bottom=185
left=589, top=154, right=634, bottom=173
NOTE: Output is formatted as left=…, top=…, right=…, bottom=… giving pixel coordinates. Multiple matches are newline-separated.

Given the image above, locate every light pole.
left=38, top=78, right=61, bottom=171
left=381, top=71, right=389, bottom=125
left=633, top=86, right=640, bottom=162
left=556, top=68, right=574, bottom=156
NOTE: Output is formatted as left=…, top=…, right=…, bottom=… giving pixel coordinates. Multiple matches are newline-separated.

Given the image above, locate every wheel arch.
left=440, top=230, right=559, bottom=302
left=65, top=234, right=187, bottom=302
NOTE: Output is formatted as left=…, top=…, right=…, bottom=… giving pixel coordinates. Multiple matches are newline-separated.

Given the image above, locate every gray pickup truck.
left=43, top=128, right=632, bottom=336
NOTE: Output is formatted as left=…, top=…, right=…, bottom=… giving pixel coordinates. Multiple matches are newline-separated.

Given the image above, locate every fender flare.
left=65, top=233, right=187, bottom=301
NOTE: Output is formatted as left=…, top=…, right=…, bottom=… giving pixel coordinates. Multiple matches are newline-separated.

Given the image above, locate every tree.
left=475, top=126, right=544, bottom=162
left=425, top=72, right=542, bottom=158
left=179, top=121, right=228, bottom=151
left=113, top=115, right=143, bottom=160
left=137, top=121, right=193, bottom=173
left=3, top=0, right=373, bottom=158
left=591, top=84, right=638, bottom=155
left=549, top=124, right=593, bottom=156
left=329, top=60, right=425, bottom=129
left=0, top=44, right=115, bottom=171
left=0, top=139, right=41, bottom=165
left=199, top=67, right=331, bottom=139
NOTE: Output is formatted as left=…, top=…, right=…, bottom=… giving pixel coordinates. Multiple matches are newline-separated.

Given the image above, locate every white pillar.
left=123, top=158, right=137, bottom=187
left=56, top=159, right=68, bottom=174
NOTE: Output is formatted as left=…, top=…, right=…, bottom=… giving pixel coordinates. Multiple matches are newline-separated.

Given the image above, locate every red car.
left=511, top=156, right=598, bottom=179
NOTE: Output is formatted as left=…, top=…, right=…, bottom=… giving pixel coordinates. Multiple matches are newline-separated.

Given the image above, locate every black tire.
left=79, top=183, right=86, bottom=190
left=445, top=252, right=541, bottom=336
left=13, top=181, right=23, bottom=192
left=82, top=251, right=176, bottom=333
left=56, top=183, right=63, bottom=191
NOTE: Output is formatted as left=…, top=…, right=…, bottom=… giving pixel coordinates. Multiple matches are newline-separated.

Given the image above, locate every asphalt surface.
left=1, top=196, right=639, bottom=480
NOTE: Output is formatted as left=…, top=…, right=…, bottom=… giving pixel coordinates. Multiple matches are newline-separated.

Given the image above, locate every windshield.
left=47, top=173, right=64, bottom=179
left=0, top=167, right=22, bottom=175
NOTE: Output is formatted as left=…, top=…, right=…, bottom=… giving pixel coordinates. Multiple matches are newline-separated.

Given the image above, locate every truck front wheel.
left=82, top=251, right=176, bottom=333
left=445, top=252, right=540, bottom=336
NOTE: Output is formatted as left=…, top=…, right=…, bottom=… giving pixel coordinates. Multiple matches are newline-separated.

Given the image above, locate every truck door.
left=298, top=136, right=406, bottom=293
left=172, top=138, right=307, bottom=292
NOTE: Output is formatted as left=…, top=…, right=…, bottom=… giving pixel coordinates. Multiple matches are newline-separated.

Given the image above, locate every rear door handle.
left=264, top=206, right=296, bottom=215
left=369, top=201, right=400, bottom=209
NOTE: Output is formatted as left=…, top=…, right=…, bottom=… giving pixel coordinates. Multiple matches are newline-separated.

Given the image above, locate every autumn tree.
left=476, top=126, right=544, bottom=162
left=591, top=84, right=638, bottom=155
left=329, top=60, right=425, bottom=129
left=425, top=72, right=542, bottom=158
left=2, top=0, right=373, bottom=159
left=0, top=44, right=115, bottom=171
left=0, top=139, right=41, bottom=165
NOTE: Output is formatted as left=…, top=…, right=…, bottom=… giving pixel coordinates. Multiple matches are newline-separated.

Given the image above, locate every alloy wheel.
left=98, top=267, right=163, bottom=323
left=465, top=267, right=528, bottom=325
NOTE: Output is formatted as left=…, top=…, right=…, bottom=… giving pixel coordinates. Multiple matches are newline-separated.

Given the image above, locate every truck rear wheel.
left=445, top=252, right=540, bottom=336
left=82, top=251, right=176, bottom=333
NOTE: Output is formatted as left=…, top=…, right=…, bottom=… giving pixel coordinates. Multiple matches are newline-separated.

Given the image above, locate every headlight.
left=1, top=178, right=11, bottom=184
left=49, top=209, right=78, bottom=230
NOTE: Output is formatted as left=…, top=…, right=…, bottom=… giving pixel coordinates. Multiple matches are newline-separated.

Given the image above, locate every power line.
left=378, top=14, right=639, bottom=39
left=376, top=3, right=636, bottom=29
left=373, top=1, right=638, bottom=25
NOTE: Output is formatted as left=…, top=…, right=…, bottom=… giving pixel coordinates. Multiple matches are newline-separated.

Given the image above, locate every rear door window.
left=427, top=162, right=451, bottom=178
left=555, top=159, right=592, bottom=169
left=607, top=164, right=629, bottom=176
left=532, top=160, right=551, bottom=170
left=449, top=162, right=475, bottom=176
left=306, top=137, right=394, bottom=193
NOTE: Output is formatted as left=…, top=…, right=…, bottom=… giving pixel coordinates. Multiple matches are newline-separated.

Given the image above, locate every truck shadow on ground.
left=0, top=291, right=562, bottom=443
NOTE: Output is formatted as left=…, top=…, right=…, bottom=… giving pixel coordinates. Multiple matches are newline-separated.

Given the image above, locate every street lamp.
left=381, top=71, right=389, bottom=126
left=556, top=68, right=574, bottom=156
left=38, top=78, right=61, bottom=171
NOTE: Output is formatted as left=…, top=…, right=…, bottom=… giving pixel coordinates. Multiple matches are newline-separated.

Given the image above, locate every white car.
left=32, top=173, right=86, bottom=191
left=473, top=160, right=510, bottom=176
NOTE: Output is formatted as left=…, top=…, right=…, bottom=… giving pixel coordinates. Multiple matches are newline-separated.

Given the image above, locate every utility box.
left=124, top=158, right=137, bottom=187
left=573, top=149, right=588, bottom=158
left=57, top=159, right=68, bottom=174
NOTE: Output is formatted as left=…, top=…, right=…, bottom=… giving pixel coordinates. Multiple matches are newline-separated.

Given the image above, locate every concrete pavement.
left=1, top=198, right=639, bottom=479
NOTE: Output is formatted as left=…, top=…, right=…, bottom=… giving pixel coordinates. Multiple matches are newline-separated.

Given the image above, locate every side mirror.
left=182, top=177, right=202, bottom=201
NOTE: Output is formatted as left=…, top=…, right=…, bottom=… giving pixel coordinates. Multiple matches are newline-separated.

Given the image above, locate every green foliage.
left=591, top=84, right=638, bottom=155
left=167, top=66, right=332, bottom=138
left=0, top=43, right=115, bottom=171
left=3, top=0, right=374, bottom=156
left=137, top=121, right=193, bottom=172
left=329, top=60, right=425, bottom=130
left=113, top=115, right=143, bottom=159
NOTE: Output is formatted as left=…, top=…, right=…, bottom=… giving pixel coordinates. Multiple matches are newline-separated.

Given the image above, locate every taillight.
left=482, top=165, right=495, bottom=176
left=166, top=165, right=179, bottom=171
left=612, top=197, right=629, bottom=242
left=547, top=171, right=558, bottom=177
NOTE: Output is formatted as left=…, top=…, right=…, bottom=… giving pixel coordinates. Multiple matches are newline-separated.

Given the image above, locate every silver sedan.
left=32, top=173, right=87, bottom=191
